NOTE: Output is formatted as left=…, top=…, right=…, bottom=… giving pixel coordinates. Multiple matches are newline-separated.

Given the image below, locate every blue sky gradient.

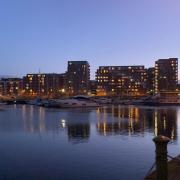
left=0, top=0, right=180, bottom=79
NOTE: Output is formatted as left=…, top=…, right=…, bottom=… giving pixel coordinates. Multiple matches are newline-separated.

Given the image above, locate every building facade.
left=96, top=66, right=147, bottom=96
left=23, top=73, right=66, bottom=97
left=0, top=78, right=23, bottom=97
left=147, top=67, right=155, bottom=95
left=89, top=80, right=97, bottom=96
left=155, top=58, right=178, bottom=93
left=66, top=61, right=90, bottom=95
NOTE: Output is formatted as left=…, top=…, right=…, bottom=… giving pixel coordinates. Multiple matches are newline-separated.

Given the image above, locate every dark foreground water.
left=0, top=105, right=179, bottom=180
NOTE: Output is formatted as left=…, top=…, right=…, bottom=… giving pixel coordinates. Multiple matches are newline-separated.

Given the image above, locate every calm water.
left=0, top=105, right=180, bottom=180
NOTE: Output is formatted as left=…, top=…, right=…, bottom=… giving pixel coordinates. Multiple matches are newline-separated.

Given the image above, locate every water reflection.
left=0, top=105, right=178, bottom=142
left=67, top=124, right=90, bottom=143
left=0, top=105, right=179, bottom=180
left=23, top=105, right=91, bottom=143
left=96, top=106, right=177, bottom=141
left=22, top=105, right=47, bottom=133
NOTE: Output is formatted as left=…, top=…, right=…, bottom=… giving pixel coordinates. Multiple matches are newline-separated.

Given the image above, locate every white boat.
left=52, top=96, right=100, bottom=108
left=144, top=92, right=180, bottom=106
left=92, top=97, right=112, bottom=104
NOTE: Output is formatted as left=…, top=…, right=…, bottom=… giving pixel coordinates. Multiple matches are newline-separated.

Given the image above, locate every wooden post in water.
left=153, top=136, right=170, bottom=180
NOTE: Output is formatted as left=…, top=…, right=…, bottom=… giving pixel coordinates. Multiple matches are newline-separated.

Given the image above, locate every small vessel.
left=51, top=95, right=100, bottom=108
left=92, top=97, right=112, bottom=104
left=143, top=92, right=180, bottom=106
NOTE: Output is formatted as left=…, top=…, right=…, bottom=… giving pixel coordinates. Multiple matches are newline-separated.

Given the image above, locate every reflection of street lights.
left=60, top=119, right=66, bottom=128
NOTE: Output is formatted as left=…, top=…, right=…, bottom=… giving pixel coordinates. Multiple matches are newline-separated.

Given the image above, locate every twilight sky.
left=0, top=0, right=180, bottom=79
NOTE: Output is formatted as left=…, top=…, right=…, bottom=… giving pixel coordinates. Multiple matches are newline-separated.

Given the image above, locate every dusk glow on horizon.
left=1, top=0, right=180, bottom=79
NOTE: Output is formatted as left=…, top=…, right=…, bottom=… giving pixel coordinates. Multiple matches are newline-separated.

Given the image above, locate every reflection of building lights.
left=154, top=111, right=158, bottom=136
left=163, top=118, right=166, bottom=130
left=96, top=108, right=100, bottom=115
left=171, top=129, right=175, bottom=139
left=103, top=123, right=107, bottom=136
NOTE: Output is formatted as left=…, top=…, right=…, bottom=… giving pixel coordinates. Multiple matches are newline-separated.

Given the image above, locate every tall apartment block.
left=0, top=78, right=23, bottom=97
left=96, top=66, right=147, bottom=96
left=23, top=73, right=66, bottom=97
left=155, top=58, right=178, bottom=93
left=66, top=61, right=90, bottom=95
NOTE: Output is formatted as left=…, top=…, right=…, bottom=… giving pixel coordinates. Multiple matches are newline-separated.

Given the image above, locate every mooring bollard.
left=153, top=135, right=170, bottom=180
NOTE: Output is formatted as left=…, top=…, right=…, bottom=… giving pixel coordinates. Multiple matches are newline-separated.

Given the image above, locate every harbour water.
left=0, top=105, right=180, bottom=180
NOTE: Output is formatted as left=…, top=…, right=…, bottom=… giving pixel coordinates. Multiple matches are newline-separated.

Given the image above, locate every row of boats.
left=113, top=92, right=180, bottom=106
left=2, top=96, right=112, bottom=108
left=28, top=96, right=101, bottom=108
left=1, top=92, right=180, bottom=108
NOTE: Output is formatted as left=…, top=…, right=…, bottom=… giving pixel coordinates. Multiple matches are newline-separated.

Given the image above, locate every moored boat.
left=50, top=95, right=100, bottom=108
left=143, top=92, right=180, bottom=106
